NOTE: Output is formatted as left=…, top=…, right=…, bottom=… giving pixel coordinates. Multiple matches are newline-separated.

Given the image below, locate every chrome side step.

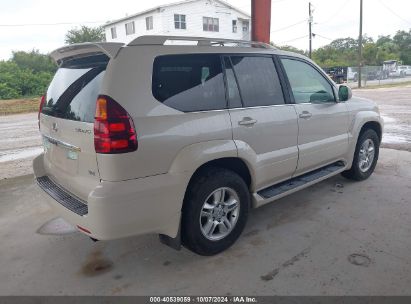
left=257, top=161, right=346, bottom=199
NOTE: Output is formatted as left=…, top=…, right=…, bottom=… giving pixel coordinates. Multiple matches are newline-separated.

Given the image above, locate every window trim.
left=221, top=56, right=243, bottom=109
left=151, top=53, right=227, bottom=113
left=222, top=54, right=288, bottom=109
left=232, top=20, right=237, bottom=33
left=125, top=21, right=135, bottom=35
left=174, top=14, right=186, bottom=30
left=278, top=55, right=338, bottom=104
left=146, top=16, right=153, bottom=31
left=203, top=17, right=219, bottom=32
left=242, top=20, right=250, bottom=32
left=110, top=27, right=117, bottom=39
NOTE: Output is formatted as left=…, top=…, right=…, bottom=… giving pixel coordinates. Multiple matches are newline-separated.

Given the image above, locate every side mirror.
left=338, top=85, right=352, bottom=102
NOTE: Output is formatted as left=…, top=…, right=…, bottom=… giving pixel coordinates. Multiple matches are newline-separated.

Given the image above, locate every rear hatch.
left=40, top=43, right=123, bottom=202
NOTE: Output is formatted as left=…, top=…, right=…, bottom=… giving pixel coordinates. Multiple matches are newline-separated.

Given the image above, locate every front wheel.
left=342, top=129, right=380, bottom=181
left=182, top=167, right=250, bottom=256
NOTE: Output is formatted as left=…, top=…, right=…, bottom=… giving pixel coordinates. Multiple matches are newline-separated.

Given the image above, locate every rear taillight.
left=94, top=95, right=138, bottom=154
left=38, top=95, right=46, bottom=128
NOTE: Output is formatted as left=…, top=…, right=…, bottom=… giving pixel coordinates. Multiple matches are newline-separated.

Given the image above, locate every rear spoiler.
left=50, top=42, right=124, bottom=66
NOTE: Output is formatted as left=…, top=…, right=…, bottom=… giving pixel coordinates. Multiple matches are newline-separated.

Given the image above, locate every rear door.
left=40, top=54, right=109, bottom=202
left=280, top=57, right=350, bottom=175
left=224, top=55, right=299, bottom=190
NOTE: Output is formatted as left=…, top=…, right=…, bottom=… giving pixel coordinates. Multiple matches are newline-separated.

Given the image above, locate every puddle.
left=0, top=146, right=43, bottom=162
left=0, top=135, right=40, bottom=144
left=382, top=134, right=409, bottom=144
left=37, top=217, right=78, bottom=235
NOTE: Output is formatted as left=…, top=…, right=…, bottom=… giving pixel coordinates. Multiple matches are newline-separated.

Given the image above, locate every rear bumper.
left=33, top=153, right=189, bottom=240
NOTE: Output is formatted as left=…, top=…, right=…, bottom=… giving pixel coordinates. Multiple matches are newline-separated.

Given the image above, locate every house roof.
left=103, top=0, right=251, bottom=27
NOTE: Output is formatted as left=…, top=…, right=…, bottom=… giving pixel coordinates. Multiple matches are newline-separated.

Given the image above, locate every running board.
left=257, top=161, right=346, bottom=200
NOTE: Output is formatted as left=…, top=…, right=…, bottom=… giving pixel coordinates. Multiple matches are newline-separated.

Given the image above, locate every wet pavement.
left=354, top=85, right=411, bottom=152
left=0, top=148, right=410, bottom=295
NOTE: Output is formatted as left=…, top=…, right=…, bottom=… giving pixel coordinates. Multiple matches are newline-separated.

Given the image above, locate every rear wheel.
left=342, top=129, right=380, bottom=181
left=182, top=167, right=250, bottom=256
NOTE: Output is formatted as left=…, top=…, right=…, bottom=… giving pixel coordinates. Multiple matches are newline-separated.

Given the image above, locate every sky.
left=0, top=0, right=410, bottom=60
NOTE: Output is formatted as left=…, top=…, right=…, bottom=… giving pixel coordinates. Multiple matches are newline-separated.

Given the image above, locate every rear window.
left=42, top=54, right=108, bottom=123
left=152, top=54, right=226, bottom=112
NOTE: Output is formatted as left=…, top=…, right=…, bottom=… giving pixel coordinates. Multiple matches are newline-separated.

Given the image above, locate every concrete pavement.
left=0, top=148, right=410, bottom=295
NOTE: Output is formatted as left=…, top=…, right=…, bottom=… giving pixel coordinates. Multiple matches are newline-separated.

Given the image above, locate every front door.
left=280, top=57, right=350, bottom=175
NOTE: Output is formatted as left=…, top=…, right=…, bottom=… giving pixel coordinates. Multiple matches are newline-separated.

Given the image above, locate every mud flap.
left=159, top=224, right=181, bottom=251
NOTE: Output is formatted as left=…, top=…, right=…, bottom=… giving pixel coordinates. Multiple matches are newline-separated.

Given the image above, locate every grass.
left=0, top=97, right=40, bottom=115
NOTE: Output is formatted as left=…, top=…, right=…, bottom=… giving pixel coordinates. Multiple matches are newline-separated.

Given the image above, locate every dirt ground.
left=0, top=97, right=40, bottom=115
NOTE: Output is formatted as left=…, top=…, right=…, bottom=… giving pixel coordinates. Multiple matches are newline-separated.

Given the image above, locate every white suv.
left=34, top=36, right=383, bottom=255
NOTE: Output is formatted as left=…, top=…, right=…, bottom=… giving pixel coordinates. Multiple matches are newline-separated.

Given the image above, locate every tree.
left=393, top=30, right=411, bottom=64
left=64, top=25, right=105, bottom=44
left=12, top=49, right=56, bottom=73
left=279, top=45, right=307, bottom=56
left=0, top=50, right=55, bottom=99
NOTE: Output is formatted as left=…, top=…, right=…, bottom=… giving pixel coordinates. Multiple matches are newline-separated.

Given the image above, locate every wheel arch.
left=346, top=115, right=383, bottom=169
left=181, top=157, right=253, bottom=212
left=186, top=157, right=252, bottom=190
left=360, top=121, right=382, bottom=143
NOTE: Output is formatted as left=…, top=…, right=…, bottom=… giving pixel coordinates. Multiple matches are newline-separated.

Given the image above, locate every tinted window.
left=281, top=58, right=335, bottom=104
left=42, top=55, right=108, bottom=123
left=152, top=54, right=226, bottom=112
left=223, top=57, right=242, bottom=108
left=230, top=56, right=285, bottom=107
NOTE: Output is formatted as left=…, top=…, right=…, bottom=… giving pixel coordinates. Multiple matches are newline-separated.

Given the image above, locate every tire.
left=342, top=129, right=380, bottom=181
left=182, top=167, right=250, bottom=256
left=354, top=74, right=358, bottom=82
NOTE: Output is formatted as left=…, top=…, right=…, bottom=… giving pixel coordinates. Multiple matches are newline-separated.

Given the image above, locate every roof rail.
left=128, top=35, right=276, bottom=49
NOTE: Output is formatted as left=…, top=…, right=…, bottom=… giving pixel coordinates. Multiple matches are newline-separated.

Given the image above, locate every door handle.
left=238, top=117, right=257, bottom=126
left=299, top=111, right=312, bottom=119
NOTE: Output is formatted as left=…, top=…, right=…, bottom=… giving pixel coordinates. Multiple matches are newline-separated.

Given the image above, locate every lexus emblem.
left=52, top=122, right=58, bottom=132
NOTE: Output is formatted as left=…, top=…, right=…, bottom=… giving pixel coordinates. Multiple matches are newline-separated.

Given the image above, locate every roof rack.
left=128, top=35, right=276, bottom=49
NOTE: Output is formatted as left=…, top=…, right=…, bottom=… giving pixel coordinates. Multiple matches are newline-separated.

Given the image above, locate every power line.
left=270, top=19, right=307, bottom=34
left=317, top=0, right=352, bottom=25
left=278, top=35, right=308, bottom=44
left=0, top=21, right=105, bottom=27
left=377, top=0, right=411, bottom=25
left=313, top=33, right=333, bottom=41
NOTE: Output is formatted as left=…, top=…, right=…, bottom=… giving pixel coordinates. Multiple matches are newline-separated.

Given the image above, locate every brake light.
left=94, top=95, right=138, bottom=154
left=38, top=95, right=46, bottom=128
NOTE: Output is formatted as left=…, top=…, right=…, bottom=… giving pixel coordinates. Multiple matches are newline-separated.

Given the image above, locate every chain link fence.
left=346, top=66, right=411, bottom=88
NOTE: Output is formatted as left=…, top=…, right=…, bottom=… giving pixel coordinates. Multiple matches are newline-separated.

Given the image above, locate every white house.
left=103, top=0, right=251, bottom=43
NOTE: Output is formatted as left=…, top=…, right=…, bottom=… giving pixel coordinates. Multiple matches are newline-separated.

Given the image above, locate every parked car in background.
left=347, top=67, right=358, bottom=82
left=33, top=36, right=383, bottom=255
left=323, top=66, right=347, bottom=84
left=399, top=65, right=411, bottom=76
left=384, top=60, right=403, bottom=78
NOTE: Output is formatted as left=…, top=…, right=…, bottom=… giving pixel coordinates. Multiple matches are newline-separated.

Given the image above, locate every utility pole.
left=358, top=0, right=363, bottom=88
left=251, top=0, right=272, bottom=43
left=309, top=2, right=313, bottom=58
